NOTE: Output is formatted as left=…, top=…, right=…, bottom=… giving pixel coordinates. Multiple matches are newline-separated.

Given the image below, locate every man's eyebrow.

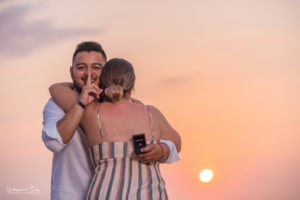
left=93, top=62, right=104, bottom=66
left=75, top=63, right=87, bottom=66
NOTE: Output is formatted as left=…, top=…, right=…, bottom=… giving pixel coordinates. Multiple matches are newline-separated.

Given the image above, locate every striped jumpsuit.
left=86, top=105, right=168, bottom=200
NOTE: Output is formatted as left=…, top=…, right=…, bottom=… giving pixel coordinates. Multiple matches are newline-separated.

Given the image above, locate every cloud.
left=0, top=4, right=100, bottom=57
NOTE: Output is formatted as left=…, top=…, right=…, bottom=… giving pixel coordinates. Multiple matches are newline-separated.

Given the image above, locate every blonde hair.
left=99, top=58, right=135, bottom=102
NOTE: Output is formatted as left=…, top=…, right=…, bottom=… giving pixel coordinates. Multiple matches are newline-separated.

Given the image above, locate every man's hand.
left=134, top=143, right=170, bottom=164
left=130, top=98, right=144, bottom=105
left=78, top=69, right=102, bottom=106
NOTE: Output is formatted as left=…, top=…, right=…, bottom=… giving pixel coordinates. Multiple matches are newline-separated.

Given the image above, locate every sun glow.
left=199, top=169, right=214, bottom=183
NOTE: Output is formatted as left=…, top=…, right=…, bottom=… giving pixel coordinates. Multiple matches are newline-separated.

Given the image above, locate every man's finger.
left=136, top=150, right=156, bottom=159
left=91, top=84, right=101, bottom=93
left=130, top=98, right=144, bottom=105
left=87, top=68, right=91, bottom=85
left=137, top=156, right=155, bottom=164
left=88, top=88, right=100, bottom=96
left=99, top=88, right=103, bottom=96
left=91, top=85, right=102, bottom=99
left=141, top=144, right=155, bottom=153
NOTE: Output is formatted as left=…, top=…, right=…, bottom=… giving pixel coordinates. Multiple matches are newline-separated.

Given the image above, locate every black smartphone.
left=132, top=133, right=147, bottom=154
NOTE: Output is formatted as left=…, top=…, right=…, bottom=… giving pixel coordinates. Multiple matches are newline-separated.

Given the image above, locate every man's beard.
left=73, top=80, right=82, bottom=93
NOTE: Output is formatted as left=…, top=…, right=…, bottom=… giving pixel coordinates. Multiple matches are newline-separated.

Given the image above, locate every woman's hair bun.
left=104, top=84, right=123, bottom=102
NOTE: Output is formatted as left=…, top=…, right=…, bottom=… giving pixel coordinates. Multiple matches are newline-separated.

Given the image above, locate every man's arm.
left=49, top=72, right=101, bottom=144
left=159, top=139, right=180, bottom=163
left=42, top=99, right=69, bottom=152
left=56, top=101, right=85, bottom=144
left=135, top=105, right=181, bottom=164
left=135, top=140, right=180, bottom=164
left=49, top=83, right=84, bottom=144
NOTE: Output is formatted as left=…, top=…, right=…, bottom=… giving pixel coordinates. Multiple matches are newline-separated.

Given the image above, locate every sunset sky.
left=0, top=0, right=300, bottom=199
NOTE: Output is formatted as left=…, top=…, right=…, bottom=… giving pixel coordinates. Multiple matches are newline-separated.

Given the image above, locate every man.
left=42, top=41, right=180, bottom=200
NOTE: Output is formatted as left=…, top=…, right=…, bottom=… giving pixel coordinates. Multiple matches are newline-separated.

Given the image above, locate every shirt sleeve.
left=159, top=139, right=180, bottom=164
left=42, top=98, right=68, bottom=153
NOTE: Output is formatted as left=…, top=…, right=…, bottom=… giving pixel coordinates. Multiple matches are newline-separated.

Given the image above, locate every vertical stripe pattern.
left=86, top=141, right=168, bottom=200
left=86, top=105, right=168, bottom=199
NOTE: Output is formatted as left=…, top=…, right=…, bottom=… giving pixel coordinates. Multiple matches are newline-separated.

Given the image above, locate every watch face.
left=132, top=134, right=147, bottom=154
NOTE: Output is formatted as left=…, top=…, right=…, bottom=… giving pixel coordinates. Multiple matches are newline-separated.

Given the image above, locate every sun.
left=199, top=169, right=214, bottom=183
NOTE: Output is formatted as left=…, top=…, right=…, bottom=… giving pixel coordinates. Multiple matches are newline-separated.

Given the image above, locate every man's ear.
left=70, top=66, right=74, bottom=79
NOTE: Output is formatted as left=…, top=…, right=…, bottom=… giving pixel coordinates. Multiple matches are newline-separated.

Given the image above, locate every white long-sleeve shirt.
left=42, top=98, right=179, bottom=200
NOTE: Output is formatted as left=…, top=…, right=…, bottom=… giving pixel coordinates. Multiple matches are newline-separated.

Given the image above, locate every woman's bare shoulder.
left=146, top=105, right=164, bottom=119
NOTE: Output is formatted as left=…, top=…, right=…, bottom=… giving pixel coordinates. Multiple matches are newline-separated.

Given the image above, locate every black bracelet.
left=76, top=99, right=86, bottom=109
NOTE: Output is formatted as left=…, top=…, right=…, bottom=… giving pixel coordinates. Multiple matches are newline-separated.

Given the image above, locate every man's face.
left=70, top=51, right=106, bottom=92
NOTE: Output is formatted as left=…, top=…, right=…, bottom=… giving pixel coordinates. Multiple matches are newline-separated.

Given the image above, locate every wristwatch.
left=76, top=99, right=86, bottom=109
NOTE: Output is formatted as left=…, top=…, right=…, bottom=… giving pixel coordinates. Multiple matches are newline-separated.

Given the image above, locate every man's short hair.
left=72, top=41, right=107, bottom=64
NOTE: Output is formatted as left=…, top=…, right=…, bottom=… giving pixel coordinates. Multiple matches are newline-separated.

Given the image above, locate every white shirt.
left=42, top=99, right=93, bottom=200
left=42, top=98, right=179, bottom=200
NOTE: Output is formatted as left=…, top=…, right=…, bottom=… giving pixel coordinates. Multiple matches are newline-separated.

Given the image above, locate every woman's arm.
left=49, top=82, right=78, bottom=112
left=149, top=105, right=181, bottom=152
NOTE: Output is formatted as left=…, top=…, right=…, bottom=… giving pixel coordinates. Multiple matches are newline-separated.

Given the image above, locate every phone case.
left=132, top=133, right=147, bottom=154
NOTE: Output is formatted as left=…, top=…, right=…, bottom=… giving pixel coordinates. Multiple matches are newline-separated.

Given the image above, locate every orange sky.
left=0, top=1, right=300, bottom=199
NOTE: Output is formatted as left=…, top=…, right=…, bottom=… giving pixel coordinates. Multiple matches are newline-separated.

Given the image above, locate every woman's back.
left=82, top=99, right=159, bottom=146
left=84, top=100, right=168, bottom=200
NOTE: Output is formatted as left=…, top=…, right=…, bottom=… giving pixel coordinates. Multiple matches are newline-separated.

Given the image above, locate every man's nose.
left=83, top=69, right=91, bottom=78
left=83, top=68, right=93, bottom=75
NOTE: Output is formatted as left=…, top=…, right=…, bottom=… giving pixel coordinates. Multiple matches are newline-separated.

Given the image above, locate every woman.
left=50, top=58, right=180, bottom=199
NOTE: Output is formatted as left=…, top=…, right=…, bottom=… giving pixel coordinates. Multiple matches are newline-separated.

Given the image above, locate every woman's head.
left=99, top=58, right=135, bottom=102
